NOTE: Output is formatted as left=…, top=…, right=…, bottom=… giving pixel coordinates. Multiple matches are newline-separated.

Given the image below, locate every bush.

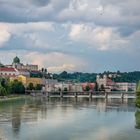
left=9, top=80, right=25, bottom=94
left=27, top=83, right=35, bottom=90
left=135, top=111, right=140, bottom=129
left=35, top=84, right=42, bottom=90
left=0, top=85, right=7, bottom=96
left=136, top=97, right=140, bottom=108
left=85, top=85, right=90, bottom=91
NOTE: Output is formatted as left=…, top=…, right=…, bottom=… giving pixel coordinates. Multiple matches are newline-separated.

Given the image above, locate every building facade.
left=0, top=67, right=18, bottom=77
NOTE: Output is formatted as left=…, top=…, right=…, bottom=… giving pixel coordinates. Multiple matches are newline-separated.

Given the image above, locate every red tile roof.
left=0, top=67, right=16, bottom=72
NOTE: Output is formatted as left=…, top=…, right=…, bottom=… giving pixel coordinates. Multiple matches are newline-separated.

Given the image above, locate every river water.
left=0, top=97, right=140, bottom=140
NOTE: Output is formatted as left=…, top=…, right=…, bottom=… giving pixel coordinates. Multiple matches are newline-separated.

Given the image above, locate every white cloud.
left=0, top=22, right=53, bottom=48
left=0, top=22, right=53, bottom=34
left=25, top=51, right=86, bottom=72
left=0, top=30, right=11, bottom=47
left=69, top=24, right=128, bottom=51
left=48, top=64, right=75, bottom=73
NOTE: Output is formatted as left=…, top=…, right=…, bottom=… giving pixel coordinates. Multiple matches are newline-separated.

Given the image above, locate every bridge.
left=25, top=90, right=135, bottom=99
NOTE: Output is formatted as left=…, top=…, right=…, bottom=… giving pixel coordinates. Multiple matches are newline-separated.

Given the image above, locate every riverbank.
left=0, top=94, right=30, bottom=102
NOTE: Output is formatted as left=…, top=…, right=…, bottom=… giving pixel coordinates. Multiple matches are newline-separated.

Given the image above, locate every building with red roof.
left=0, top=67, right=18, bottom=77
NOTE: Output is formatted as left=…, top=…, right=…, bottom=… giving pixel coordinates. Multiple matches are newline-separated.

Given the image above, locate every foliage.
left=112, top=71, right=140, bottom=83
left=63, top=87, right=68, bottom=92
left=136, top=81, right=140, bottom=108
left=62, top=87, right=68, bottom=94
left=136, top=81, right=140, bottom=96
left=135, top=111, right=140, bottom=129
left=27, top=83, right=35, bottom=90
left=53, top=71, right=140, bottom=83
left=9, top=80, right=25, bottom=94
left=30, top=71, right=43, bottom=78
left=0, top=78, right=6, bottom=87
left=53, top=72, right=96, bottom=82
left=35, top=84, right=42, bottom=90
left=0, top=85, right=7, bottom=96
left=85, top=85, right=90, bottom=91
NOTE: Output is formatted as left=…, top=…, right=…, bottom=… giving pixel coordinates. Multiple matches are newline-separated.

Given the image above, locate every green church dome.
left=13, top=56, right=20, bottom=64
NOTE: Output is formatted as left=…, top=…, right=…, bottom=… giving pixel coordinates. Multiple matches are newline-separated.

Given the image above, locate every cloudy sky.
left=0, top=0, right=140, bottom=73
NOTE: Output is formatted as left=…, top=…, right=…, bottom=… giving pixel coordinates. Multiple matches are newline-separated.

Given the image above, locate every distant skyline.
left=0, top=0, right=140, bottom=73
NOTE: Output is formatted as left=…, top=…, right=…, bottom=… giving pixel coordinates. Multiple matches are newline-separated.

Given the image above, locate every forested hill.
left=52, top=71, right=140, bottom=83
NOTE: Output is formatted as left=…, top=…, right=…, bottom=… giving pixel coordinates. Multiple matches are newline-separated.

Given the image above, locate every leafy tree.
left=0, top=85, right=7, bottom=96
left=135, top=111, right=140, bottom=129
left=85, top=85, right=90, bottom=91
left=10, top=80, right=25, bottom=94
left=0, top=78, right=6, bottom=87
left=60, top=71, right=68, bottom=79
left=63, top=87, right=67, bottom=91
left=136, top=81, right=140, bottom=96
left=136, top=81, right=140, bottom=108
left=63, top=87, right=68, bottom=94
left=27, top=83, right=35, bottom=90
left=35, top=84, right=42, bottom=90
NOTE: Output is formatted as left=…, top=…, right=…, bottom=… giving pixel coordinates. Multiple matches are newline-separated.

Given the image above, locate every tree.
left=85, top=85, right=90, bottom=91
left=63, top=87, right=68, bottom=94
left=0, top=78, right=6, bottom=87
left=35, top=84, right=42, bottom=90
left=0, top=85, right=7, bottom=96
left=59, top=71, right=68, bottom=79
left=136, top=81, right=140, bottom=108
left=136, top=81, right=140, bottom=96
left=27, top=83, right=35, bottom=90
left=10, top=80, right=25, bottom=94
left=135, top=111, right=140, bottom=129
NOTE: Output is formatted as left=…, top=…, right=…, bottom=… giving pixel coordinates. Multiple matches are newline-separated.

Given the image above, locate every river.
left=0, top=97, right=140, bottom=140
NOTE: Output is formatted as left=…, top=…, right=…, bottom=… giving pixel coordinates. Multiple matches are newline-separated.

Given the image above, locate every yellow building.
left=17, top=75, right=44, bottom=87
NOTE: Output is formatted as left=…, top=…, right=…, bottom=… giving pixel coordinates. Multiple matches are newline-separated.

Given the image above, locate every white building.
left=45, top=79, right=58, bottom=91
left=0, top=67, right=18, bottom=77
left=115, top=82, right=136, bottom=92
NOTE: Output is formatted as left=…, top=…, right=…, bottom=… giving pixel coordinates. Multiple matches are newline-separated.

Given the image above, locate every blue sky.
left=0, top=0, right=140, bottom=73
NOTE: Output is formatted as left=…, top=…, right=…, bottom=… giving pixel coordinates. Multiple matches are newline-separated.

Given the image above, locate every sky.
left=0, top=0, right=140, bottom=73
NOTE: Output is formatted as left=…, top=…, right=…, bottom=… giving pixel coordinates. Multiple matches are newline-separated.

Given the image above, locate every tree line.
left=52, top=71, right=140, bottom=83
left=0, top=78, right=25, bottom=96
left=0, top=78, right=43, bottom=96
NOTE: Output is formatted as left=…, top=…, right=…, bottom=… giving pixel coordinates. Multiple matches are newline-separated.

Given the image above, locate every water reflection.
left=135, top=111, right=140, bottom=129
left=0, top=97, right=139, bottom=140
left=12, top=107, right=21, bottom=137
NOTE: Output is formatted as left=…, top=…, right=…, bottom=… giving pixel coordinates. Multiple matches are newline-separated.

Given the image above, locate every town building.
left=6, top=56, right=38, bottom=71
left=96, top=75, right=136, bottom=92
left=115, top=82, right=136, bottom=92
left=82, top=83, right=95, bottom=91
left=16, top=75, right=44, bottom=87
left=96, top=75, right=114, bottom=91
left=0, top=67, right=18, bottom=77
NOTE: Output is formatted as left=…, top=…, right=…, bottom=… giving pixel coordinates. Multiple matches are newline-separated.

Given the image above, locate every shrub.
left=27, top=83, right=35, bottom=90
left=0, top=85, right=7, bottom=96
left=35, top=84, right=42, bottom=90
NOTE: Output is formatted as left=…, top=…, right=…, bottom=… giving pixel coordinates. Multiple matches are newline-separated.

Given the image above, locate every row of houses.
left=96, top=75, right=136, bottom=92
left=0, top=57, right=137, bottom=92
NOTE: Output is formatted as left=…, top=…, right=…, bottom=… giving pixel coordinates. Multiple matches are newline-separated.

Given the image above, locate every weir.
left=26, top=90, right=135, bottom=99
